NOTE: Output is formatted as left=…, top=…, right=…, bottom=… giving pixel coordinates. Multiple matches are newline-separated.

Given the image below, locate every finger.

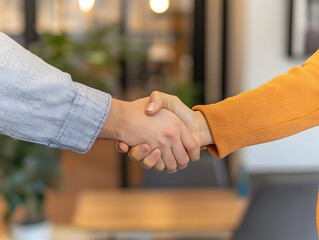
left=127, top=144, right=151, bottom=162
left=140, top=148, right=161, bottom=169
left=146, top=91, right=189, bottom=120
left=161, top=149, right=177, bottom=173
left=145, top=91, right=176, bottom=115
left=171, top=141, right=189, bottom=170
left=152, top=158, right=165, bottom=172
left=180, top=125, right=200, bottom=162
left=167, top=169, right=178, bottom=174
left=116, top=141, right=129, bottom=153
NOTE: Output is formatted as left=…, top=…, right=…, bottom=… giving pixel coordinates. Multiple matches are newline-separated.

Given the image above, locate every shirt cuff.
left=49, top=82, right=111, bottom=153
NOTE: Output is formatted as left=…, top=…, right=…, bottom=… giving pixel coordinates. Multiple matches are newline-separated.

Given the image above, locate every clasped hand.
left=100, top=91, right=213, bottom=173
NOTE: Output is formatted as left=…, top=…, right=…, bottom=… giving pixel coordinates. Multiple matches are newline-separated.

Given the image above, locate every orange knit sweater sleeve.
left=193, top=50, right=319, bottom=159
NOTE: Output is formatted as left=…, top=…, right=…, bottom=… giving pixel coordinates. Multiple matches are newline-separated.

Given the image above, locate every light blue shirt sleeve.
left=0, top=32, right=112, bottom=153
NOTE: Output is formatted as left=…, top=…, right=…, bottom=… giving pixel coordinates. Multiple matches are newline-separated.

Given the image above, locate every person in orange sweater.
left=118, top=49, right=319, bottom=172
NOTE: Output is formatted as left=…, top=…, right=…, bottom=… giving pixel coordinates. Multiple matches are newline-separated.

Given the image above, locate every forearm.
left=193, top=111, right=214, bottom=147
left=0, top=32, right=111, bottom=153
left=194, top=50, right=319, bottom=158
left=99, top=98, right=126, bottom=140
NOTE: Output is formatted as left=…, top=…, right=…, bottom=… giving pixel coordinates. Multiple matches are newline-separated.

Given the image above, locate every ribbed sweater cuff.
left=193, top=104, right=236, bottom=159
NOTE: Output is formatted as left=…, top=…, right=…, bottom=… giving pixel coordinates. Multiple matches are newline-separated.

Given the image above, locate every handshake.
left=99, top=91, right=214, bottom=174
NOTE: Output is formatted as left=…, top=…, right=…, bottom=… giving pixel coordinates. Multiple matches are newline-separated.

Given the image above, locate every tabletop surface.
left=73, top=189, right=248, bottom=232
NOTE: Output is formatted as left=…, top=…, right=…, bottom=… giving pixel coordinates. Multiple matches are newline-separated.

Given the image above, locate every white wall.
left=228, top=0, right=319, bottom=173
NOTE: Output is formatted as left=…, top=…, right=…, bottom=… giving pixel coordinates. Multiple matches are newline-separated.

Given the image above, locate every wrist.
left=99, top=98, right=126, bottom=140
left=194, top=111, right=214, bottom=147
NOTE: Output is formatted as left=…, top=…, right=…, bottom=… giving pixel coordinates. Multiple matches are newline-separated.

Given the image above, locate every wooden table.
left=73, top=189, right=248, bottom=234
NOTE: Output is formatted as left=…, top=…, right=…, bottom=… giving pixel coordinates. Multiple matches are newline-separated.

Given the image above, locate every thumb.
left=145, top=91, right=178, bottom=116
left=116, top=141, right=130, bottom=153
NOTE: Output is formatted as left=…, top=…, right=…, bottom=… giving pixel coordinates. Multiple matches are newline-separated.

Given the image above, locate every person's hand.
left=116, top=91, right=213, bottom=172
left=99, top=97, right=200, bottom=173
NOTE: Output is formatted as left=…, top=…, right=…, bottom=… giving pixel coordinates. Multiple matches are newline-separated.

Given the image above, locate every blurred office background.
left=0, top=0, right=319, bottom=240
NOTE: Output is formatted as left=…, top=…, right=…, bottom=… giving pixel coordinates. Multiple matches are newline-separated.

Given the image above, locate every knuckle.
left=163, top=129, right=176, bottom=140
left=151, top=91, right=159, bottom=98
left=178, top=156, right=189, bottom=169
left=189, top=140, right=199, bottom=151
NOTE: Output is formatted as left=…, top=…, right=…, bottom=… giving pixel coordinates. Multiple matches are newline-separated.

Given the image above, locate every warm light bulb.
left=149, top=0, right=170, bottom=14
left=79, top=0, right=95, bottom=12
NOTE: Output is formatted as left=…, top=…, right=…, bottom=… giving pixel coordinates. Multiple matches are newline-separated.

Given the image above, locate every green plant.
left=29, top=25, right=145, bottom=92
left=0, top=136, right=61, bottom=224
